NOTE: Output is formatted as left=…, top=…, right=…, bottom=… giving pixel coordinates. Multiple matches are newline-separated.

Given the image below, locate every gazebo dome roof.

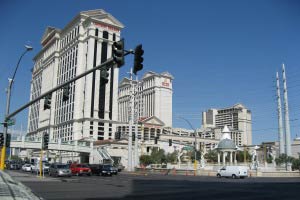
left=216, top=138, right=237, bottom=150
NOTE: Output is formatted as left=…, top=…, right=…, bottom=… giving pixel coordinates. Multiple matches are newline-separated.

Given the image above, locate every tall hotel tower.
left=118, top=71, right=173, bottom=128
left=27, top=9, right=124, bottom=142
left=202, top=104, right=252, bottom=146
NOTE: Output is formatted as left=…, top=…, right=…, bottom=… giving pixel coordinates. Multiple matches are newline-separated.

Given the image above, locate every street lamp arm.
left=177, top=116, right=195, bottom=131
left=11, top=46, right=33, bottom=83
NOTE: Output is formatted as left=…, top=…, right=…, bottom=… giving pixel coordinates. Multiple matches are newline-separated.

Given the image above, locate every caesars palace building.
left=27, top=9, right=125, bottom=142
left=27, top=9, right=174, bottom=143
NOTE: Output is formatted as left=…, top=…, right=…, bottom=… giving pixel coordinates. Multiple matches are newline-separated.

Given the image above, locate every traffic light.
left=43, top=132, right=49, bottom=150
left=133, top=44, right=144, bottom=75
left=0, top=133, right=4, bottom=147
left=43, top=93, right=52, bottom=110
left=100, top=66, right=109, bottom=85
left=6, top=134, right=11, bottom=147
left=62, top=85, right=70, bottom=101
left=169, top=139, right=172, bottom=146
left=112, top=39, right=125, bottom=67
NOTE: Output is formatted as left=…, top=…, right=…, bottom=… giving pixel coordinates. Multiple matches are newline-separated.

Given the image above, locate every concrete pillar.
left=230, top=151, right=233, bottom=163
left=222, top=152, right=226, bottom=165
left=218, top=152, right=220, bottom=164
left=234, top=152, right=237, bottom=164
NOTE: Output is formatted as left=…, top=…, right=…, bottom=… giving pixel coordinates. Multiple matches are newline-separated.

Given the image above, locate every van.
left=217, top=166, right=248, bottom=179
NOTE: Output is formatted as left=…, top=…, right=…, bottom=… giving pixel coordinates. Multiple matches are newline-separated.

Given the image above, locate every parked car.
left=31, top=163, right=50, bottom=174
left=89, top=164, right=114, bottom=176
left=7, top=163, right=21, bottom=170
left=110, top=166, right=118, bottom=175
left=89, top=164, right=102, bottom=175
left=217, top=166, right=248, bottom=179
left=22, top=164, right=32, bottom=172
left=49, top=163, right=72, bottom=177
left=116, top=164, right=125, bottom=172
left=70, top=163, right=91, bottom=176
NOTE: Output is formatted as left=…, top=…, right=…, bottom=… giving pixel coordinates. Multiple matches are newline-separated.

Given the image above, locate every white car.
left=22, top=164, right=32, bottom=172
left=31, top=163, right=50, bottom=174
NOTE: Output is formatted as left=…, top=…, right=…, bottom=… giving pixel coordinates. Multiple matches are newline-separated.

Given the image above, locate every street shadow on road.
left=82, top=178, right=300, bottom=200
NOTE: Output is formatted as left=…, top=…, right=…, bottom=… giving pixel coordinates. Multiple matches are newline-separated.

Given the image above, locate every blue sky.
left=1, top=0, right=300, bottom=144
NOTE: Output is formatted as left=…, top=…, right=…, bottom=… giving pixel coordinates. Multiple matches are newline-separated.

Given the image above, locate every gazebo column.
left=230, top=151, right=233, bottom=163
left=234, top=152, right=237, bottom=164
left=222, top=152, right=226, bottom=165
left=217, top=152, right=220, bottom=164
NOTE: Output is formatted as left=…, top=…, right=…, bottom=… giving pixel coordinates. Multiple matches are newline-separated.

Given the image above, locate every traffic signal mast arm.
left=6, top=58, right=114, bottom=120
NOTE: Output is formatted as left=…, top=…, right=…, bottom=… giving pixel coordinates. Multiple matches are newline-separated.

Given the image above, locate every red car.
left=70, top=164, right=91, bottom=176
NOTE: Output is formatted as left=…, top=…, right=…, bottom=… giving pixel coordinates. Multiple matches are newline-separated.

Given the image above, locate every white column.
left=230, top=152, right=233, bottom=163
left=222, top=152, right=226, bottom=165
left=276, top=72, right=285, bottom=151
left=218, top=152, right=220, bottom=164
left=234, top=152, right=237, bottom=164
left=282, top=64, right=291, bottom=156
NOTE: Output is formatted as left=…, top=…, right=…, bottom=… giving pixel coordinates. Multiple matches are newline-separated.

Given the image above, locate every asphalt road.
left=6, top=170, right=300, bottom=200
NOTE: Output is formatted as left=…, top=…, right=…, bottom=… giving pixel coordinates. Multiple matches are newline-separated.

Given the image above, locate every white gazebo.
left=215, top=125, right=238, bottom=165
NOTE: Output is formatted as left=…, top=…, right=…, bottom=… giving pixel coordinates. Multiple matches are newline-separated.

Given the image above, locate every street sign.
left=183, top=146, right=194, bottom=151
left=6, top=118, right=16, bottom=126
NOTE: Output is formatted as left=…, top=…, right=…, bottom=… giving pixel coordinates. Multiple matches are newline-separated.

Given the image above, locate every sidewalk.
left=0, top=170, right=42, bottom=200
left=6, top=170, right=61, bottom=182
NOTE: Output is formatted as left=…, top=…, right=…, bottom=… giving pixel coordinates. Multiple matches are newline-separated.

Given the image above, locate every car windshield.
left=78, top=164, right=89, bottom=168
left=103, top=165, right=111, bottom=169
left=57, top=165, right=69, bottom=169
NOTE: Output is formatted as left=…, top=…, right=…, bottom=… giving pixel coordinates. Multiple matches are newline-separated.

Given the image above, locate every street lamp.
left=0, top=45, right=33, bottom=170
left=177, top=116, right=198, bottom=175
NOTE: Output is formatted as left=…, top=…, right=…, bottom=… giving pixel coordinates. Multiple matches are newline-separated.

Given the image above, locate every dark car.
left=49, top=163, right=72, bottom=177
left=89, top=164, right=114, bottom=176
left=7, top=163, right=21, bottom=170
left=89, top=164, right=102, bottom=175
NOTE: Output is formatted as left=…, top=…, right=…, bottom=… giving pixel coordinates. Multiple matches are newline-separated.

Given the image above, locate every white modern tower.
left=27, top=9, right=124, bottom=142
left=276, top=72, right=285, bottom=154
left=282, top=63, right=291, bottom=156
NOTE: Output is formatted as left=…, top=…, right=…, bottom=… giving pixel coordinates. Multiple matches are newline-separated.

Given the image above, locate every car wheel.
left=217, top=174, right=221, bottom=178
left=232, top=174, right=237, bottom=179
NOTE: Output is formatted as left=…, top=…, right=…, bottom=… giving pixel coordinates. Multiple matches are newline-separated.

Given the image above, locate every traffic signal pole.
left=134, top=76, right=140, bottom=168
left=39, top=140, right=43, bottom=178
left=128, top=68, right=134, bottom=172
left=1, top=40, right=137, bottom=170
